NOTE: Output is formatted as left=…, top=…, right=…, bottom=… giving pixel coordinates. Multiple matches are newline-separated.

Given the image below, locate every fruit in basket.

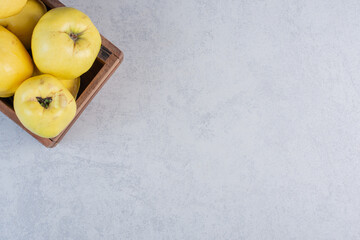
left=33, top=66, right=81, bottom=99
left=0, top=0, right=47, bottom=49
left=32, top=7, right=101, bottom=80
left=14, top=74, right=77, bottom=138
left=0, top=26, right=33, bottom=98
left=0, top=0, right=27, bottom=19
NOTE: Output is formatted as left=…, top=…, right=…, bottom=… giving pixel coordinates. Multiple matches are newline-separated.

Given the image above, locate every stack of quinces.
left=0, top=0, right=101, bottom=138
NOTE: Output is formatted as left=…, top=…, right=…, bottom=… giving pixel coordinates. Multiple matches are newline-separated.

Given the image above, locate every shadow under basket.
left=0, top=0, right=124, bottom=148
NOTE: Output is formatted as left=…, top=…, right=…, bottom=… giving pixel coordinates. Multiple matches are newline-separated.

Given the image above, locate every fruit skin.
left=0, top=0, right=27, bottom=19
left=0, top=26, right=33, bottom=98
left=59, top=78, right=81, bottom=99
left=0, top=0, right=47, bottom=49
left=32, top=7, right=101, bottom=80
left=33, top=66, right=81, bottom=99
left=14, top=74, right=77, bottom=138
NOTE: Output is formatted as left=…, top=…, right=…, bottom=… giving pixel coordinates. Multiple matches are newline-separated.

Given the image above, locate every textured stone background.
left=2, top=0, right=360, bottom=239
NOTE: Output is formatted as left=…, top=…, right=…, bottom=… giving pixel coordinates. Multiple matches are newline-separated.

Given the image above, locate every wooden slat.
left=41, top=0, right=65, bottom=8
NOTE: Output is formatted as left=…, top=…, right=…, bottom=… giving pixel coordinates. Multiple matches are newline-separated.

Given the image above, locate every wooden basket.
left=0, top=0, right=124, bottom=148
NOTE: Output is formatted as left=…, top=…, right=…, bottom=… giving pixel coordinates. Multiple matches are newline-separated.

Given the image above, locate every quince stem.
left=69, top=32, right=79, bottom=41
left=36, top=97, right=53, bottom=109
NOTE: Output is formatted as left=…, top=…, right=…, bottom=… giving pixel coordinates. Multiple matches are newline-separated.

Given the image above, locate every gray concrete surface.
left=2, top=0, right=360, bottom=239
